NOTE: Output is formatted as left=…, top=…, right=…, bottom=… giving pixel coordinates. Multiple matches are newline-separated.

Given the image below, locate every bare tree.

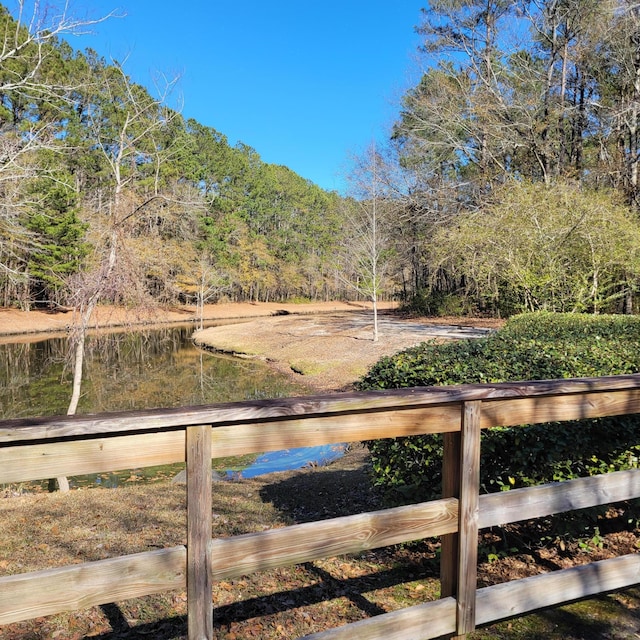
left=195, top=260, right=228, bottom=330
left=338, top=144, right=397, bottom=342
left=0, top=3, right=132, bottom=491
left=1, top=2, right=115, bottom=91
left=0, top=3, right=117, bottom=309
left=65, top=64, right=181, bottom=407
left=0, top=2, right=118, bottom=180
left=42, top=63, right=183, bottom=492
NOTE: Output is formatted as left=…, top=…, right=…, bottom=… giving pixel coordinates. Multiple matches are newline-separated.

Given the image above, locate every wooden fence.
left=2, top=374, right=640, bottom=639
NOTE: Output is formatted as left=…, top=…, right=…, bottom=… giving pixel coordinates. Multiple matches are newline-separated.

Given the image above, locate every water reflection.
left=0, top=323, right=348, bottom=485
left=0, top=323, right=308, bottom=419
left=0, top=323, right=349, bottom=486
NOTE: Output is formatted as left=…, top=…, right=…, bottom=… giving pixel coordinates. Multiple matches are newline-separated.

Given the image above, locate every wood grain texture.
left=300, top=596, right=457, bottom=640
left=456, top=401, right=481, bottom=635
left=0, top=431, right=185, bottom=483
left=0, top=547, right=186, bottom=625
left=301, top=554, right=640, bottom=639
left=480, top=389, right=640, bottom=428
left=209, top=406, right=461, bottom=457
left=186, top=425, right=213, bottom=640
left=210, top=499, right=458, bottom=580
left=3, top=384, right=640, bottom=483
left=3, top=374, right=640, bottom=637
left=479, top=469, right=640, bottom=528
left=475, top=553, right=640, bottom=626
left=2, top=374, right=639, bottom=443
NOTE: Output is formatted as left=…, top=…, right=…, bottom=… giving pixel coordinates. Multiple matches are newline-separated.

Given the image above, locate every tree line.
left=0, top=3, right=351, bottom=312
left=4, top=1, right=640, bottom=318
left=381, top=0, right=640, bottom=316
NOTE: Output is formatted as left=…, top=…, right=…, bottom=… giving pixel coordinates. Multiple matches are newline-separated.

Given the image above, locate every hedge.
left=358, top=313, right=640, bottom=510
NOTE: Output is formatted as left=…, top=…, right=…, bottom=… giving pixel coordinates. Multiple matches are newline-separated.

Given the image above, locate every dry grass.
left=4, top=307, right=636, bottom=638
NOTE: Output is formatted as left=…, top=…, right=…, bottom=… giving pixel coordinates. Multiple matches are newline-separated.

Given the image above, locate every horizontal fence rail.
left=1, top=374, right=640, bottom=638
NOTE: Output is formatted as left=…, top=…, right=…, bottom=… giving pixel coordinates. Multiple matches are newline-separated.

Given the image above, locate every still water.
left=0, top=323, right=309, bottom=419
left=0, top=323, right=343, bottom=486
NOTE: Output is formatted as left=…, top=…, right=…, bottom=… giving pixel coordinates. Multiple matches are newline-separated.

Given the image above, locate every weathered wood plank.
left=0, top=547, right=186, bottom=625
left=479, top=469, right=640, bottom=529
left=300, top=555, right=640, bottom=640
left=3, top=379, right=636, bottom=481
left=1, top=374, right=640, bottom=638
left=210, top=499, right=458, bottom=580
left=456, top=401, right=481, bottom=636
left=475, top=553, right=640, bottom=626
left=186, top=425, right=213, bottom=640
left=300, top=596, right=457, bottom=640
left=209, top=471, right=640, bottom=584
left=209, top=406, right=462, bottom=457
left=0, top=431, right=185, bottom=483
left=3, top=386, right=639, bottom=481
left=3, top=374, right=640, bottom=443
left=480, top=389, right=640, bottom=429
left=210, top=387, right=640, bottom=459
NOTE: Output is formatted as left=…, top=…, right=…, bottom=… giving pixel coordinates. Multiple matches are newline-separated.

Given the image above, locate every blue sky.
left=59, top=1, right=425, bottom=193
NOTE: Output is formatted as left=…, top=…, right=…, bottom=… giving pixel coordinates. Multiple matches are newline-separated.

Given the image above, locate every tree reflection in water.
left=0, top=323, right=309, bottom=419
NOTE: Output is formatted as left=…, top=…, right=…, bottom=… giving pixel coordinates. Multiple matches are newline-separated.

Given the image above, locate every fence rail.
left=1, top=374, right=640, bottom=638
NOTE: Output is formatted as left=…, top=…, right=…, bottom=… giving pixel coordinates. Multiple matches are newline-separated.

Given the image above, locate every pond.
left=0, top=323, right=344, bottom=487
left=0, top=323, right=310, bottom=418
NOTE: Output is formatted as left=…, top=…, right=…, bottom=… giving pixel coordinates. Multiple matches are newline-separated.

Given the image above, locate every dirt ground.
left=0, top=302, right=502, bottom=392
left=0, top=301, right=392, bottom=337
left=193, top=309, right=499, bottom=391
left=2, top=306, right=638, bottom=639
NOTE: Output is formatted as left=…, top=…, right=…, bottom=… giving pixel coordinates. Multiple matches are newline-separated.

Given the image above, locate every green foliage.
left=11, top=1, right=640, bottom=315
left=24, top=178, right=88, bottom=300
left=358, top=313, right=640, bottom=509
left=393, top=2, right=640, bottom=310
left=432, top=181, right=640, bottom=315
left=577, top=527, right=605, bottom=553
left=0, top=5, right=350, bottom=308
left=401, top=289, right=475, bottom=317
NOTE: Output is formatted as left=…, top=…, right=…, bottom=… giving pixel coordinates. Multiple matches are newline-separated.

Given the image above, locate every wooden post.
left=186, top=425, right=213, bottom=640
left=456, top=400, right=481, bottom=636
left=440, top=401, right=481, bottom=639
left=440, top=430, right=461, bottom=601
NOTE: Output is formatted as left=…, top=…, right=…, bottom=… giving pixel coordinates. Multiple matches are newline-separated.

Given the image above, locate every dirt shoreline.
left=0, top=301, right=392, bottom=337
left=193, top=308, right=500, bottom=392
left=0, top=301, right=501, bottom=392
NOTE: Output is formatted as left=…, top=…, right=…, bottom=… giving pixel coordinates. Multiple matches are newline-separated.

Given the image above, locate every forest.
left=2, top=1, right=640, bottom=317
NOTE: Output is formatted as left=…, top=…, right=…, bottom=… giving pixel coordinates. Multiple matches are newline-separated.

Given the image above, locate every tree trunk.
left=50, top=309, right=90, bottom=493
left=372, top=293, right=379, bottom=343
left=625, top=286, right=634, bottom=314
left=50, top=234, right=118, bottom=492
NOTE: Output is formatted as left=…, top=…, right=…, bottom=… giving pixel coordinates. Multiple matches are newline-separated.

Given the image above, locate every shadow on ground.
left=80, top=605, right=186, bottom=639
left=259, top=456, right=382, bottom=523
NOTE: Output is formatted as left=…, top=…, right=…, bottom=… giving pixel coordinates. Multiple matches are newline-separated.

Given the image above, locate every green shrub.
left=358, top=313, right=640, bottom=507
left=401, top=290, right=477, bottom=318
